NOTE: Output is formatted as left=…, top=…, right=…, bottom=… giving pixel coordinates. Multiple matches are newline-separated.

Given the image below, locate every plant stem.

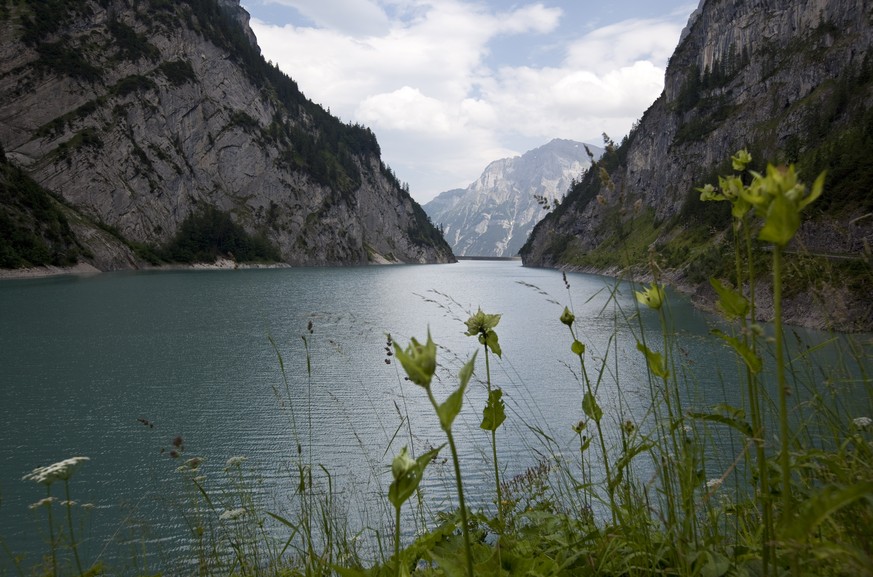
left=580, top=356, right=617, bottom=524
left=64, top=480, right=85, bottom=577
left=773, top=245, right=791, bottom=515
left=741, top=220, right=771, bottom=577
left=446, top=430, right=474, bottom=577
left=484, top=348, right=504, bottom=530
left=46, top=486, right=57, bottom=577
left=394, top=505, right=401, bottom=577
left=773, top=243, right=801, bottom=577
left=426, top=387, right=474, bottom=577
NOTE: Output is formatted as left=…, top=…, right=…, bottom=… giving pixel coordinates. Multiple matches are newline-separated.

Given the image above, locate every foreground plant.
left=23, top=456, right=91, bottom=577
left=393, top=331, right=477, bottom=577
left=388, top=445, right=441, bottom=577
left=698, top=152, right=873, bottom=574
left=559, top=305, right=618, bottom=521
left=464, top=308, right=506, bottom=530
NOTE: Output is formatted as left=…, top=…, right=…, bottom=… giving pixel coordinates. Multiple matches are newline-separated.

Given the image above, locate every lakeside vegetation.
left=5, top=153, right=872, bottom=576
left=0, top=143, right=84, bottom=268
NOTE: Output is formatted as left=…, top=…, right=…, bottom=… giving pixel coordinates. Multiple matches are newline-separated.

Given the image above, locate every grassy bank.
left=5, top=154, right=873, bottom=576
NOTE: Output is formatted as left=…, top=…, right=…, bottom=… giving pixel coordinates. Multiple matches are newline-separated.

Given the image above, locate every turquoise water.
left=1, top=261, right=869, bottom=573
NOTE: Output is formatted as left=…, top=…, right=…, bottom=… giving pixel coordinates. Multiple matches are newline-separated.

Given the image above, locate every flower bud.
left=391, top=447, right=416, bottom=481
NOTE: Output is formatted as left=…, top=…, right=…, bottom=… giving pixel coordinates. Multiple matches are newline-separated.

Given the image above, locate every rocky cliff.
left=521, top=0, right=873, bottom=330
left=0, top=0, right=454, bottom=268
left=423, top=139, right=599, bottom=257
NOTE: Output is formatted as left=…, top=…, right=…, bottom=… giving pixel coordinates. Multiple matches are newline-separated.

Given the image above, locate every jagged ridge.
left=424, top=139, right=600, bottom=257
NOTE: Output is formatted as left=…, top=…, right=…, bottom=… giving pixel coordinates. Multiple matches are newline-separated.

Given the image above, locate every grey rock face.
left=424, top=139, right=599, bottom=257
left=523, top=0, right=873, bottom=268
left=0, top=0, right=453, bottom=267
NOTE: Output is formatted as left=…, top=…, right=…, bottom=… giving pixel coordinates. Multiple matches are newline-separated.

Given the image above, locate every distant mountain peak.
left=423, top=140, right=602, bottom=257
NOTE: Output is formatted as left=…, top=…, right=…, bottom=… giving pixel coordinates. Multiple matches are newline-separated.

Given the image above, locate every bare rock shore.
left=0, top=259, right=289, bottom=280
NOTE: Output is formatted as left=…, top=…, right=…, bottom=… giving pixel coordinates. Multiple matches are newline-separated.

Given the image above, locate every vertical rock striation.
left=0, top=0, right=454, bottom=267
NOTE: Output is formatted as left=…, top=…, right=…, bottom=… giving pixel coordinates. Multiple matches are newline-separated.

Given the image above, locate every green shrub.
left=161, top=205, right=281, bottom=263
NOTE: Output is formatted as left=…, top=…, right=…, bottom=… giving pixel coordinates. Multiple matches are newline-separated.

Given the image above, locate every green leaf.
left=784, top=481, right=873, bottom=540
left=711, top=329, right=762, bottom=374
left=438, top=388, right=464, bottom=432
left=437, top=353, right=476, bottom=432
left=480, top=388, right=506, bottom=431
left=709, top=278, right=749, bottom=319
left=637, top=342, right=669, bottom=378
left=699, top=550, right=731, bottom=577
left=582, top=392, right=603, bottom=423
left=798, top=170, right=826, bottom=211
left=759, top=192, right=800, bottom=246
left=458, top=351, right=477, bottom=389
left=731, top=196, right=751, bottom=219
left=689, top=411, right=752, bottom=437
left=388, top=445, right=443, bottom=509
left=484, top=329, right=502, bottom=357
left=610, top=441, right=654, bottom=491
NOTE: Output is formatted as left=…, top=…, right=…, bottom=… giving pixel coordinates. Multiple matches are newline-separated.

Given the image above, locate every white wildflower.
left=225, top=456, right=247, bottom=469
left=853, top=416, right=872, bottom=431
left=23, top=457, right=90, bottom=485
left=219, top=507, right=246, bottom=521
left=706, top=478, right=722, bottom=492
left=29, top=497, right=56, bottom=509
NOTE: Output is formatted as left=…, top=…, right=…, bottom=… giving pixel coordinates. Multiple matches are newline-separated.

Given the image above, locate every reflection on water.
left=1, top=261, right=869, bottom=572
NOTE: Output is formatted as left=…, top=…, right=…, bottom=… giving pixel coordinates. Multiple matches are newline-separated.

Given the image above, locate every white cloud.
left=496, top=3, right=562, bottom=34
left=263, top=0, right=390, bottom=36
left=248, top=1, right=691, bottom=202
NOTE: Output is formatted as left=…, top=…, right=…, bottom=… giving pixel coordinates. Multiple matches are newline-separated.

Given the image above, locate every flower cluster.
left=706, top=478, right=723, bottom=492
left=225, top=456, right=247, bottom=470
left=29, top=497, right=56, bottom=509
left=853, top=416, right=872, bottom=431
left=22, top=457, right=90, bottom=486
left=219, top=507, right=247, bottom=521
left=465, top=308, right=502, bottom=357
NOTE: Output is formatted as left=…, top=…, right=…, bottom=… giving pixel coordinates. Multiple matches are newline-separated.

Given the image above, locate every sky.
left=239, top=0, right=700, bottom=203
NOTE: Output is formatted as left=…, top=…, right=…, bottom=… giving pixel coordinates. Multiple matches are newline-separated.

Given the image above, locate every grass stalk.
left=46, top=487, right=57, bottom=577
left=63, top=480, right=85, bottom=577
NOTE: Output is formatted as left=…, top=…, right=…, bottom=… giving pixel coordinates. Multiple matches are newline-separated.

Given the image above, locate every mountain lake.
left=1, top=260, right=869, bottom=573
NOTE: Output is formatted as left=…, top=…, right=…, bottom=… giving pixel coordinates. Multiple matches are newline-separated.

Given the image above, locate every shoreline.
left=0, top=259, right=290, bottom=280
left=525, top=261, right=873, bottom=334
